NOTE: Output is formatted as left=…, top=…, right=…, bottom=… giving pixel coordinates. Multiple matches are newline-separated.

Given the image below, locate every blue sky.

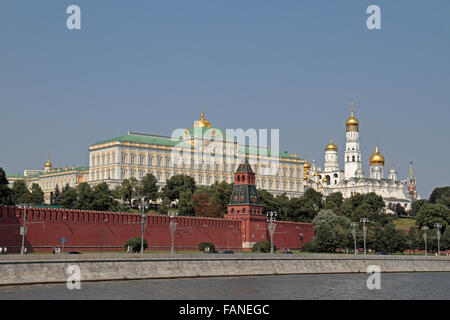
left=1, top=0, right=449, bottom=198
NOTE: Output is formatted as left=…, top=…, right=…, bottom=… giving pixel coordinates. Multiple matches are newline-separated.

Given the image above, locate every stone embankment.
left=1, top=254, right=449, bottom=285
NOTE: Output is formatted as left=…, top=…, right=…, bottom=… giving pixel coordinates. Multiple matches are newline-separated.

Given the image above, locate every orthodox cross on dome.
left=193, top=88, right=212, bottom=128
left=44, top=153, right=52, bottom=169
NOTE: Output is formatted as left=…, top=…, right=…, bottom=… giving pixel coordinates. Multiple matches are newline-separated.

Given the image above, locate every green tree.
left=325, top=192, right=343, bottom=215
left=441, top=227, right=450, bottom=250
left=118, top=179, right=136, bottom=206
left=158, top=197, right=170, bottom=215
left=209, top=181, right=233, bottom=212
left=162, top=174, right=196, bottom=202
left=415, top=203, right=449, bottom=229
left=29, top=183, right=44, bottom=205
left=75, top=182, right=94, bottom=210
left=312, top=209, right=338, bottom=229
left=334, top=224, right=352, bottom=250
left=252, top=241, right=276, bottom=253
left=406, top=227, right=420, bottom=252
left=51, top=184, right=62, bottom=206
left=314, top=222, right=336, bottom=252
left=11, top=180, right=31, bottom=204
left=124, top=237, right=148, bottom=253
left=0, top=168, right=12, bottom=205
left=257, top=189, right=277, bottom=214
left=140, top=174, right=159, bottom=201
left=178, top=190, right=194, bottom=216
left=410, top=199, right=428, bottom=217
left=429, top=186, right=450, bottom=204
left=61, top=184, right=77, bottom=209
left=91, top=182, right=117, bottom=211
left=198, top=242, right=215, bottom=252
left=274, top=193, right=290, bottom=221
left=374, top=223, right=399, bottom=253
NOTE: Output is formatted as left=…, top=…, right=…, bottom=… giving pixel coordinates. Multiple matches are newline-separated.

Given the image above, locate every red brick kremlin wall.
left=0, top=206, right=313, bottom=253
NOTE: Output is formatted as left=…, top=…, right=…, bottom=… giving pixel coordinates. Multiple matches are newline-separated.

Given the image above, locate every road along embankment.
left=1, top=254, right=449, bottom=285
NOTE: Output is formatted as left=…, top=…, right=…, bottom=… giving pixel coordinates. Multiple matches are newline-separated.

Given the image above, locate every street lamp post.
left=169, top=211, right=178, bottom=255
left=350, top=222, right=358, bottom=255
left=422, top=226, right=429, bottom=256
left=360, top=218, right=370, bottom=256
left=138, top=198, right=149, bottom=255
left=434, top=223, right=442, bottom=256
left=267, top=211, right=277, bottom=254
left=18, top=204, right=31, bottom=255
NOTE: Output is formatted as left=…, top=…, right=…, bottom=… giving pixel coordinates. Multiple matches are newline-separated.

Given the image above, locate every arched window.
left=352, top=156, right=355, bottom=162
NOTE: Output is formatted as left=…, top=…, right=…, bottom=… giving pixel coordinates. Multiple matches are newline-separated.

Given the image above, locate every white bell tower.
left=344, top=102, right=362, bottom=180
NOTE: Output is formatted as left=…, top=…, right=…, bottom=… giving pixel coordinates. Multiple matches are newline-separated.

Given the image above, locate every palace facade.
left=7, top=112, right=305, bottom=203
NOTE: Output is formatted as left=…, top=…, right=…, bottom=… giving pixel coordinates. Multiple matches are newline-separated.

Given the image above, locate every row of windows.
left=41, top=179, right=76, bottom=190
left=119, top=160, right=301, bottom=178
left=346, top=155, right=360, bottom=162
left=92, top=153, right=116, bottom=166
left=91, top=170, right=115, bottom=181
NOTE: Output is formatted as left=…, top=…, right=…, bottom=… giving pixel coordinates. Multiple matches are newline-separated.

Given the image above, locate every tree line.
left=2, top=166, right=449, bottom=253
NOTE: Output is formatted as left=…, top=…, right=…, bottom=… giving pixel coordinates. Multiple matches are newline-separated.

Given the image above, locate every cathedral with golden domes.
left=304, top=103, right=418, bottom=212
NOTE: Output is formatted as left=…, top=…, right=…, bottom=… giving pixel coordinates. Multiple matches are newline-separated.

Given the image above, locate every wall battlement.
left=0, top=206, right=313, bottom=253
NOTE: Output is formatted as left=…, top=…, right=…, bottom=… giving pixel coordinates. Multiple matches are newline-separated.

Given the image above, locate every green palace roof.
left=6, top=166, right=89, bottom=180
left=6, top=173, right=25, bottom=179
left=92, top=131, right=302, bottom=161
left=92, top=133, right=179, bottom=148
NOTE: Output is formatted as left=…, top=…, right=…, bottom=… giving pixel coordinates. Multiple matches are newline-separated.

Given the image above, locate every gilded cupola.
left=346, top=102, right=359, bottom=131
left=369, top=145, right=385, bottom=166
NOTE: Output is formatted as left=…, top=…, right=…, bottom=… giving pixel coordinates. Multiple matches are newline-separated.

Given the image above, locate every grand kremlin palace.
left=7, top=112, right=306, bottom=204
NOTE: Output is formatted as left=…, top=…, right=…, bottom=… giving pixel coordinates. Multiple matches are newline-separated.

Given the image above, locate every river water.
left=0, top=273, right=449, bottom=300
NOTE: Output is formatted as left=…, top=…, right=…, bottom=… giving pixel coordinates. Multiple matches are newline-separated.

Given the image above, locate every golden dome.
left=369, top=145, right=385, bottom=166
left=346, top=104, right=359, bottom=130
left=193, top=112, right=212, bottom=128
left=304, top=159, right=311, bottom=171
left=44, top=154, right=52, bottom=168
left=322, top=177, right=328, bottom=183
left=325, top=136, right=338, bottom=151
left=314, top=172, right=319, bottom=177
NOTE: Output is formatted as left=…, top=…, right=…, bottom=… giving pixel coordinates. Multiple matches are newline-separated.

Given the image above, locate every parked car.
left=67, top=251, right=82, bottom=254
left=221, top=250, right=234, bottom=254
left=281, top=251, right=293, bottom=254
left=378, top=251, right=389, bottom=255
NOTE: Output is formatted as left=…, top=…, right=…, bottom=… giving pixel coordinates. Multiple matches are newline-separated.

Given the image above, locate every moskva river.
left=0, top=273, right=449, bottom=300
